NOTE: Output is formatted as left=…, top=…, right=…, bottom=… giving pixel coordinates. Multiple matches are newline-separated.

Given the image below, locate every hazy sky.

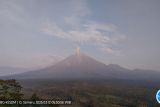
left=0, top=0, right=160, bottom=70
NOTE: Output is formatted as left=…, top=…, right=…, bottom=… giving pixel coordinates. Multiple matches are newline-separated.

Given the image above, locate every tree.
left=30, top=93, right=40, bottom=101
left=0, top=79, right=23, bottom=100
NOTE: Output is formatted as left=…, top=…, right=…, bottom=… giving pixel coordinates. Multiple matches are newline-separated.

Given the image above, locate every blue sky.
left=0, top=0, right=160, bottom=70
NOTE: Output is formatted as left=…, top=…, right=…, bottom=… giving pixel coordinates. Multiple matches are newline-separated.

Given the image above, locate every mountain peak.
left=75, top=47, right=81, bottom=56
left=3, top=52, right=160, bottom=80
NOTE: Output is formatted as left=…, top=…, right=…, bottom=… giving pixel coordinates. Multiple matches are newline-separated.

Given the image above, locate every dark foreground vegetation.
left=0, top=79, right=160, bottom=107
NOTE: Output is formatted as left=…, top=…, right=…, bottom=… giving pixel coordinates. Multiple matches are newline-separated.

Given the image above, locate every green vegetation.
left=1, top=79, right=160, bottom=107
left=21, top=79, right=160, bottom=107
left=0, top=79, right=23, bottom=100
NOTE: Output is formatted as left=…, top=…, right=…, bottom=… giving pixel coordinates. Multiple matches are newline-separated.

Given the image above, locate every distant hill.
left=0, top=66, right=29, bottom=76
left=1, top=52, right=160, bottom=80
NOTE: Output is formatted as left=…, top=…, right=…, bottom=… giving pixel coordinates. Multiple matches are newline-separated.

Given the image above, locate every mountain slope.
left=4, top=53, right=113, bottom=79
left=2, top=53, right=160, bottom=80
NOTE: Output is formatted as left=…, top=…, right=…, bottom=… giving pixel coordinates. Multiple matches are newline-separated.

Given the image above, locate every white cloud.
left=42, top=21, right=125, bottom=55
left=100, top=47, right=121, bottom=56
left=41, top=0, right=126, bottom=56
left=0, top=0, right=126, bottom=56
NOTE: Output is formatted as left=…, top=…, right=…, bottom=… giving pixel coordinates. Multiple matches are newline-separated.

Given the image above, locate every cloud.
left=0, top=1, right=29, bottom=25
left=64, top=0, right=91, bottom=28
left=0, top=0, right=126, bottom=56
left=100, top=47, right=121, bottom=56
left=42, top=21, right=125, bottom=55
left=70, top=0, right=91, bottom=16
left=41, top=0, right=126, bottom=56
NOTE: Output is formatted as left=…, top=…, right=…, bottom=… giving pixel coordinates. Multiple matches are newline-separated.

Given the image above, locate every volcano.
left=2, top=52, right=160, bottom=80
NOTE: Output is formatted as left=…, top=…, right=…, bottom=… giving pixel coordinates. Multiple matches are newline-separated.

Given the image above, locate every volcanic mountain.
left=2, top=52, right=160, bottom=80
